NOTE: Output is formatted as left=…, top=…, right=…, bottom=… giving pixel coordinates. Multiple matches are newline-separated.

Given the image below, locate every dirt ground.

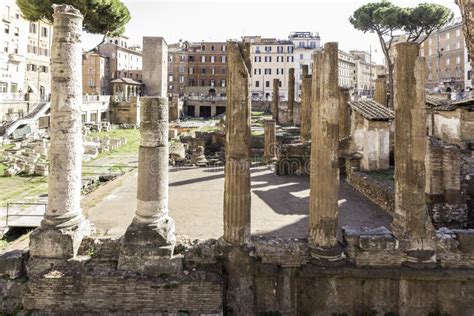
left=84, top=166, right=392, bottom=240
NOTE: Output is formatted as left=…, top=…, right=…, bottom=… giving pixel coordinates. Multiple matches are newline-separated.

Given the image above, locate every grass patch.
left=251, top=130, right=264, bottom=137
left=251, top=111, right=265, bottom=117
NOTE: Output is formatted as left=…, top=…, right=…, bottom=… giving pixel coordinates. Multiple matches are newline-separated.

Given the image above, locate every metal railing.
left=5, top=202, right=47, bottom=227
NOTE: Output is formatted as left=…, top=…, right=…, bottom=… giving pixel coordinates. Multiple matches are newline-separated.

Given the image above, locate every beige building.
left=98, top=36, right=142, bottom=82
left=338, top=50, right=356, bottom=89
left=420, top=18, right=470, bottom=92
left=243, top=36, right=295, bottom=100
left=82, top=52, right=110, bottom=95
left=350, top=50, right=381, bottom=98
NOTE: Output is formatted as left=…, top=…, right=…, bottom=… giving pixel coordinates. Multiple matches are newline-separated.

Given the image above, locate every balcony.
left=0, top=93, right=26, bottom=102
left=9, top=53, right=25, bottom=63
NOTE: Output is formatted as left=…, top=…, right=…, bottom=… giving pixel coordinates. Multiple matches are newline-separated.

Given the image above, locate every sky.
left=82, top=0, right=461, bottom=64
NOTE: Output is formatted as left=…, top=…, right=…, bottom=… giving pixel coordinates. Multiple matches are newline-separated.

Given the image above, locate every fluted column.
left=288, top=68, right=295, bottom=124
left=29, top=4, right=91, bottom=259
left=223, top=41, right=252, bottom=245
left=309, top=43, right=343, bottom=263
left=300, top=65, right=312, bottom=144
left=392, top=42, right=436, bottom=266
left=272, top=78, right=279, bottom=123
left=264, top=119, right=277, bottom=164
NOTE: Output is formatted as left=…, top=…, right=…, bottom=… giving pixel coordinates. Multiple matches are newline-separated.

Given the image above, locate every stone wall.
left=346, top=167, right=395, bottom=215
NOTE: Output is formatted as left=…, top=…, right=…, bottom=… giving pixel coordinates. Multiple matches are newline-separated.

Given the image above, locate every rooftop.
left=349, top=99, right=394, bottom=121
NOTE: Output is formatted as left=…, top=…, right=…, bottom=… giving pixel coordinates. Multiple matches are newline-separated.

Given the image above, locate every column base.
left=309, top=243, right=346, bottom=267
left=29, top=219, right=92, bottom=259
left=403, top=250, right=437, bottom=269
left=118, top=216, right=182, bottom=275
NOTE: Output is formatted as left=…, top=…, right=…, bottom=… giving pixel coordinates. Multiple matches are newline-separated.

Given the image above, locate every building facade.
left=98, top=36, right=142, bottom=82
left=82, top=52, right=110, bottom=95
left=350, top=50, right=379, bottom=98
left=289, top=32, right=321, bottom=99
left=338, top=50, right=356, bottom=89
left=420, top=18, right=471, bottom=92
left=243, top=36, right=295, bottom=100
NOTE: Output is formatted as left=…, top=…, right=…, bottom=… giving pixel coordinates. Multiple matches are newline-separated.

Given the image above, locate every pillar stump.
left=118, top=97, right=181, bottom=274
left=272, top=78, right=280, bottom=123
left=288, top=68, right=295, bottom=124
left=264, top=119, right=277, bottom=164
left=392, top=42, right=436, bottom=267
left=223, top=42, right=252, bottom=245
left=374, top=74, right=388, bottom=107
left=300, top=65, right=312, bottom=144
left=29, top=4, right=91, bottom=259
left=308, top=43, right=344, bottom=264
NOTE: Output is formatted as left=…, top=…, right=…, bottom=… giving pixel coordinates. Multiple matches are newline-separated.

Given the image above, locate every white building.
left=243, top=36, right=295, bottom=100
left=289, top=32, right=321, bottom=99
left=338, top=50, right=356, bottom=89
left=350, top=50, right=380, bottom=98
left=98, top=36, right=142, bottom=81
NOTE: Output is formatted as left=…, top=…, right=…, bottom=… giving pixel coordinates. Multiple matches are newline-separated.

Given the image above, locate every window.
left=10, top=83, right=17, bottom=93
left=300, top=54, right=303, bottom=60
left=446, top=59, right=450, bottom=66
left=41, top=27, right=47, bottom=37
left=29, top=22, right=36, bottom=33
left=456, top=56, right=461, bottom=64
left=169, top=75, right=173, bottom=82
left=201, top=56, right=205, bottom=63
left=446, top=32, right=450, bottom=40
left=0, top=82, right=7, bottom=93
left=211, top=68, right=215, bottom=74
left=211, top=46, right=215, bottom=51
left=88, top=79, right=94, bottom=87
left=189, top=67, right=194, bottom=74
left=457, top=29, right=461, bottom=37
left=221, top=68, right=226, bottom=74
left=221, top=45, right=226, bottom=51
left=201, top=68, right=206, bottom=74
left=180, top=55, right=185, bottom=61
left=210, top=79, right=215, bottom=87
left=221, top=79, right=226, bottom=87
left=457, top=41, right=461, bottom=49
left=3, top=41, right=8, bottom=53
left=210, top=56, right=215, bottom=63
left=265, top=81, right=270, bottom=88
left=201, top=79, right=205, bottom=86
left=4, top=24, right=9, bottom=34
left=14, top=27, right=18, bottom=36
left=255, top=81, right=260, bottom=88
left=201, top=45, right=206, bottom=51
left=179, top=76, right=185, bottom=83
left=279, top=81, right=282, bottom=88
left=310, top=42, right=316, bottom=48
left=221, top=56, right=226, bottom=63
left=179, top=66, right=184, bottom=73
left=264, top=68, right=271, bottom=75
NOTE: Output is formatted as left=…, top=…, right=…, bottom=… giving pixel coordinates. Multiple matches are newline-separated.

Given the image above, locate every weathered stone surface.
left=0, top=250, right=27, bottom=279
left=142, top=37, right=168, bottom=97
left=272, top=78, right=279, bottom=123
left=392, top=42, right=436, bottom=263
left=288, top=67, right=295, bottom=124
left=374, top=74, right=388, bottom=107
left=264, top=119, right=277, bottom=164
left=29, top=4, right=91, bottom=259
left=300, top=65, right=312, bottom=144
left=223, top=42, right=252, bottom=245
left=308, top=43, right=343, bottom=262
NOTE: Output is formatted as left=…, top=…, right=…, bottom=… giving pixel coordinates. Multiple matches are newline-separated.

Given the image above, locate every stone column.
left=223, top=41, right=252, bottom=245
left=300, top=65, right=312, bottom=144
left=288, top=68, right=295, bottom=124
left=308, top=43, right=343, bottom=263
left=338, top=88, right=351, bottom=139
left=29, top=4, right=91, bottom=259
left=272, top=78, right=279, bottom=123
left=374, top=74, right=388, bottom=106
left=119, top=97, right=180, bottom=274
left=392, top=42, right=436, bottom=267
left=264, top=119, right=277, bottom=164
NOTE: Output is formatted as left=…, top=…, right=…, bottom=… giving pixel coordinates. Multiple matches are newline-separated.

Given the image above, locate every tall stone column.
left=272, top=78, right=279, bottom=123
left=300, top=65, right=312, bottom=143
left=392, top=42, right=436, bottom=267
left=374, top=74, right=388, bottom=106
left=288, top=68, right=295, bottom=124
left=119, top=97, right=180, bottom=274
left=264, top=119, right=277, bottom=164
left=223, top=41, right=252, bottom=245
left=338, top=88, right=351, bottom=139
left=308, top=43, right=343, bottom=263
left=29, top=4, right=91, bottom=259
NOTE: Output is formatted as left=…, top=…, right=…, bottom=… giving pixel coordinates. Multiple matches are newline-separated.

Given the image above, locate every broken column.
left=338, top=88, right=351, bottom=139
left=272, top=78, right=279, bottom=123
left=374, top=74, right=388, bottom=107
left=223, top=41, right=252, bottom=245
left=288, top=68, right=295, bottom=124
left=264, top=119, right=277, bottom=164
left=29, top=4, right=91, bottom=258
left=119, top=96, right=180, bottom=274
left=308, top=43, right=344, bottom=263
left=300, top=65, right=312, bottom=144
left=392, top=42, right=436, bottom=266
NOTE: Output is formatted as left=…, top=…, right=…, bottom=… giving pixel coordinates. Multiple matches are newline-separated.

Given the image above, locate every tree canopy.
left=16, top=0, right=130, bottom=37
left=349, top=1, right=453, bottom=107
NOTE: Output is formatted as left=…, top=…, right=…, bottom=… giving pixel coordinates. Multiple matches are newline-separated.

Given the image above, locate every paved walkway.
left=84, top=166, right=392, bottom=240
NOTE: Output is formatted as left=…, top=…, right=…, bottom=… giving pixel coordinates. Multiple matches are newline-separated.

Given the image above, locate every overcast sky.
left=82, top=0, right=461, bottom=64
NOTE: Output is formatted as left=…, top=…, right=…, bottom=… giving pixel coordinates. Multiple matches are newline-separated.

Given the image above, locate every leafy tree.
left=17, top=0, right=130, bottom=42
left=350, top=1, right=453, bottom=107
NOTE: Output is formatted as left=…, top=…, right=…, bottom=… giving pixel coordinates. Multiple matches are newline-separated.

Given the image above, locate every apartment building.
left=82, top=52, right=110, bottom=95
left=243, top=36, right=295, bottom=100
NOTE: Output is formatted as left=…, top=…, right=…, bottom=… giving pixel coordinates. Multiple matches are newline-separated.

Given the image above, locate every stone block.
left=0, top=250, right=27, bottom=279
left=453, top=229, right=474, bottom=253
